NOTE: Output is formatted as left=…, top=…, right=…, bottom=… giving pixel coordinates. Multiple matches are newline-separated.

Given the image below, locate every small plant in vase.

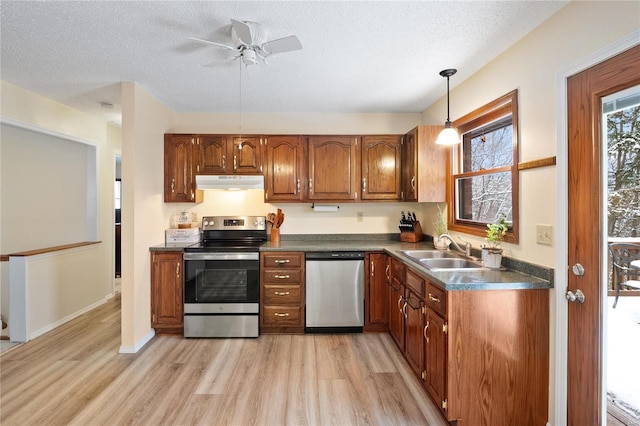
left=483, top=216, right=509, bottom=268
left=432, top=205, right=450, bottom=250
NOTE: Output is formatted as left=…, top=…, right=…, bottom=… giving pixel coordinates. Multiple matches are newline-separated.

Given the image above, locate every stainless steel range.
left=183, top=215, right=266, bottom=338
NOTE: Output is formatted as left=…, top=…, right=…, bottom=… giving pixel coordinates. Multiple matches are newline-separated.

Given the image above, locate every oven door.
left=183, top=252, right=259, bottom=306
left=183, top=252, right=260, bottom=338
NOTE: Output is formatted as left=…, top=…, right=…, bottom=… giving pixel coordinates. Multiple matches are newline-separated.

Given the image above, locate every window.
left=448, top=90, right=519, bottom=243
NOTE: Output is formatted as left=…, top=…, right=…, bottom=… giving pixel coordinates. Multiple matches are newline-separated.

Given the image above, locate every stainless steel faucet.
left=438, top=233, right=472, bottom=257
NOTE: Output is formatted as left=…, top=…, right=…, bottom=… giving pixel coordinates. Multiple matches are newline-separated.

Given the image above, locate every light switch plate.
left=536, top=224, right=552, bottom=245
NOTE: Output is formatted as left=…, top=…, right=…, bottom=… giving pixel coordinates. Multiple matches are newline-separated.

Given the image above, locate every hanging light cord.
left=445, top=74, right=451, bottom=124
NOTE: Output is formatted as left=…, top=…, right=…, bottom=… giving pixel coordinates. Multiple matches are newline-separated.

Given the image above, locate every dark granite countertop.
left=150, top=235, right=554, bottom=291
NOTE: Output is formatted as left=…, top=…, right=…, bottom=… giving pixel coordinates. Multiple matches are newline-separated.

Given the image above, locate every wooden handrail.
left=1, top=241, right=101, bottom=259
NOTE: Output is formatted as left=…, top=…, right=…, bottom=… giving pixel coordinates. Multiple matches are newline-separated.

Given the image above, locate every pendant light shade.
left=436, top=68, right=460, bottom=145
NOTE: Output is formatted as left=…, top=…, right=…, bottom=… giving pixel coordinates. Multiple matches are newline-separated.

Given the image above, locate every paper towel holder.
left=311, top=203, right=339, bottom=212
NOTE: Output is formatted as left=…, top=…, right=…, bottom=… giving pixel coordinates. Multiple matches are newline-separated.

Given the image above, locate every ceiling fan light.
left=436, top=124, right=460, bottom=145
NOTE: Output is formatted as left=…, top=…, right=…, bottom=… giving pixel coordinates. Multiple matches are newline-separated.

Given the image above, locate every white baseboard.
left=119, top=329, right=155, bottom=354
left=28, top=295, right=110, bottom=341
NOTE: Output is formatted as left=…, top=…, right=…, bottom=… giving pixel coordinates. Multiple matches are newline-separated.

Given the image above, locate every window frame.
left=447, top=90, right=520, bottom=244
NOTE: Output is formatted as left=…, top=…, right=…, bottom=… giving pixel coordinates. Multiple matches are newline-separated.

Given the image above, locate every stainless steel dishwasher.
left=305, top=251, right=365, bottom=333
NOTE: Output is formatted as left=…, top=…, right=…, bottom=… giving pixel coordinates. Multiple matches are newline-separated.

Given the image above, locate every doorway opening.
left=114, top=154, right=121, bottom=293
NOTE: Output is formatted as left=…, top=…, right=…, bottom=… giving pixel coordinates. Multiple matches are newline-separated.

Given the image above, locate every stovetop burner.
left=183, top=215, right=267, bottom=253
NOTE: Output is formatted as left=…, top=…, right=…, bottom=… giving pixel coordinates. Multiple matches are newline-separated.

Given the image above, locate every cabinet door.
left=308, top=136, right=360, bottom=201
left=425, top=309, right=447, bottom=413
left=404, top=289, right=425, bottom=378
left=365, top=253, right=389, bottom=331
left=200, top=135, right=231, bottom=174
left=232, top=136, right=262, bottom=174
left=150, top=252, right=183, bottom=331
left=388, top=280, right=405, bottom=351
left=165, top=134, right=196, bottom=202
left=361, top=135, right=402, bottom=201
left=402, top=126, right=446, bottom=202
left=264, top=135, right=306, bottom=202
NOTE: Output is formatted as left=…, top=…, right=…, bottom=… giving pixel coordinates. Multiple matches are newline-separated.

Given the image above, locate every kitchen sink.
left=418, top=258, right=486, bottom=271
left=401, top=250, right=458, bottom=260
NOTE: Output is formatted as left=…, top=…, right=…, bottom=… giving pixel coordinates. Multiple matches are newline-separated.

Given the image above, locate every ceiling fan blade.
left=188, top=37, right=239, bottom=51
left=230, top=19, right=253, bottom=45
left=262, top=35, right=302, bottom=55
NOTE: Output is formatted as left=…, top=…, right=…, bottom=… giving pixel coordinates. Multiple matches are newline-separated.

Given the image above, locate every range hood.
left=196, top=175, right=264, bottom=190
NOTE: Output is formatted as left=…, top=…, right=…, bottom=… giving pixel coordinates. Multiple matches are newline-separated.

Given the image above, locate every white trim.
left=554, top=30, right=639, bottom=426
left=119, top=329, right=155, bottom=354
left=0, top=116, right=98, bottom=146
left=29, top=297, right=108, bottom=340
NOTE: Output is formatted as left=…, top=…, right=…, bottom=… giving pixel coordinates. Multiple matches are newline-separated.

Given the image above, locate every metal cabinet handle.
left=424, top=321, right=429, bottom=340
left=222, top=155, right=226, bottom=169
left=190, top=190, right=194, bottom=200
left=296, top=179, right=300, bottom=194
left=411, top=176, right=416, bottom=192
left=362, top=178, right=367, bottom=192
left=403, top=302, right=408, bottom=319
left=176, top=262, right=180, bottom=276
left=385, top=264, right=390, bottom=280
left=274, top=291, right=290, bottom=296
left=397, top=295, right=404, bottom=311
left=274, top=275, right=290, bottom=279
left=309, top=178, right=313, bottom=192
left=275, top=259, right=290, bottom=264
left=428, top=293, right=440, bottom=304
left=371, top=260, right=375, bottom=277
left=274, top=312, right=290, bottom=317
left=171, top=179, right=175, bottom=193
left=233, top=155, right=237, bottom=170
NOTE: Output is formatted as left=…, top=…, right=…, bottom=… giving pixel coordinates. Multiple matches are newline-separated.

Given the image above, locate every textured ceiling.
left=0, top=1, right=568, bottom=125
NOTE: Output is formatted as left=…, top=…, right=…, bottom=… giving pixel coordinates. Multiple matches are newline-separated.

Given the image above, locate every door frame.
left=554, top=31, right=639, bottom=426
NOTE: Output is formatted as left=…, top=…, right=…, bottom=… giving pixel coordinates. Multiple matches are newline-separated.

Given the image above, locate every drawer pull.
left=275, top=259, right=290, bottom=264
left=274, top=312, right=290, bottom=317
left=274, top=291, right=290, bottom=296
left=274, top=274, right=290, bottom=279
left=428, top=293, right=441, bottom=304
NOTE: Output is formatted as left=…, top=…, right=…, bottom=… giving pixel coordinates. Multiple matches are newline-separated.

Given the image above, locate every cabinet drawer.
left=391, top=257, right=406, bottom=282
left=262, top=252, right=303, bottom=268
left=263, top=285, right=301, bottom=304
left=426, top=282, right=446, bottom=317
left=262, top=269, right=302, bottom=284
left=405, top=268, right=424, bottom=297
left=262, top=306, right=302, bottom=326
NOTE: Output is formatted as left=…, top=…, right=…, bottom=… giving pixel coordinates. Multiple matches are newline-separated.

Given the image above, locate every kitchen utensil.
left=267, top=212, right=276, bottom=225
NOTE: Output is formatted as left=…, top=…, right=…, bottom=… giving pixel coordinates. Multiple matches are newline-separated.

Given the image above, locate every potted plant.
left=483, top=216, right=509, bottom=268
left=432, top=205, right=450, bottom=250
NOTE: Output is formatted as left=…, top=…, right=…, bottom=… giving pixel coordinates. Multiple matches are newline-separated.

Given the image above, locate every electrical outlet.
left=357, top=212, right=364, bottom=222
left=536, top=224, right=552, bottom=245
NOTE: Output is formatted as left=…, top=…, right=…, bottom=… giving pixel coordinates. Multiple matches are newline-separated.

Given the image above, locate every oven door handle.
left=183, top=252, right=259, bottom=261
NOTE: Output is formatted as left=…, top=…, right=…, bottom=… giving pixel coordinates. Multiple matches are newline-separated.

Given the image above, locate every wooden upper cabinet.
left=361, top=135, right=402, bottom=201
left=308, top=136, right=360, bottom=201
left=232, top=136, right=262, bottom=174
left=200, top=135, right=230, bottom=174
left=264, top=135, right=306, bottom=202
left=402, top=126, right=446, bottom=202
left=199, top=135, right=263, bottom=175
left=165, top=134, right=197, bottom=202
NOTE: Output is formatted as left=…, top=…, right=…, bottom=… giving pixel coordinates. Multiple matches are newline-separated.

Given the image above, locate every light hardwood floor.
left=0, top=295, right=447, bottom=425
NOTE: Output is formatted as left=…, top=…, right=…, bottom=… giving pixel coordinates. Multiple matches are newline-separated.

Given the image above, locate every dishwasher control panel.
left=305, top=251, right=365, bottom=260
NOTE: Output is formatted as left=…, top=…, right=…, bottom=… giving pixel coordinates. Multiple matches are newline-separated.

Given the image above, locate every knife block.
left=400, top=221, right=423, bottom=243
left=270, top=227, right=280, bottom=243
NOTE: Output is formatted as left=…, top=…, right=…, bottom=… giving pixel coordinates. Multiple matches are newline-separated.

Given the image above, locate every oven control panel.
left=201, top=216, right=266, bottom=231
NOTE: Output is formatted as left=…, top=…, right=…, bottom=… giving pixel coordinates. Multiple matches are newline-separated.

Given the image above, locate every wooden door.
left=200, top=135, right=230, bottom=174
left=402, top=127, right=418, bottom=201
left=425, top=308, right=446, bottom=412
left=404, top=289, right=425, bottom=378
left=567, top=45, right=640, bottom=425
left=365, top=253, right=389, bottom=331
left=164, top=134, right=195, bottom=202
left=361, top=135, right=402, bottom=201
left=264, top=135, right=306, bottom=202
left=388, top=280, right=405, bottom=350
left=232, top=136, right=262, bottom=174
left=150, top=252, right=183, bottom=332
left=308, top=136, right=359, bottom=201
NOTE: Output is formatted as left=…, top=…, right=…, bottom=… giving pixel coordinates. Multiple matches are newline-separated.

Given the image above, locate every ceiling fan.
left=189, top=19, right=302, bottom=65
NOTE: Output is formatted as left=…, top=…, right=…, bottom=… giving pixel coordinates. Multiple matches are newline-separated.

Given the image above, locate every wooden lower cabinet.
left=150, top=251, right=183, bottom=334
left=260, top=252, right=305, bottom=333
left=364, top=252, right=389, bottom=331
left=388, top=263, right=550, bottom=426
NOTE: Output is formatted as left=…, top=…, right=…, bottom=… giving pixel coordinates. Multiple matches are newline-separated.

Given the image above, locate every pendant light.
left=436, top=68, right=460, bottom=145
